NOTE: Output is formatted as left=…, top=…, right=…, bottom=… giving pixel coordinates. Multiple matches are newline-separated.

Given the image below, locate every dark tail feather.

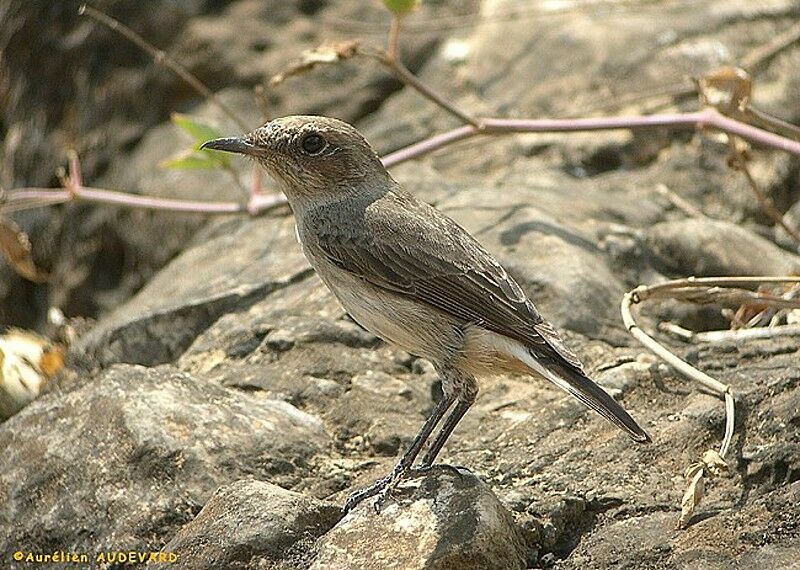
left=538, top=357, right=651, bottom=443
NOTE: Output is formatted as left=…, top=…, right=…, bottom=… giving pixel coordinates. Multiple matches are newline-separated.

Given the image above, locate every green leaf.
left=165, top=114, right=232, bottom=171
left=160, top=149, right=227, bottom=170
left=171, top=113, right=224, bottom=148
left=382, top=0, right=418, bottom=16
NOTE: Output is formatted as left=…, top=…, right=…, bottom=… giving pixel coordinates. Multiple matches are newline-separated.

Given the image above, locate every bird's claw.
left=342, top=463, right=466, bottom=513
left=343, top=462, right=410, bottom=513
left=342, top=474, right=390, bottom=513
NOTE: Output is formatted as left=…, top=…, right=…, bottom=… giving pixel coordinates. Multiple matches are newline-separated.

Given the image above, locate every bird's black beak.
left=200, top=136, right=257, bottom=155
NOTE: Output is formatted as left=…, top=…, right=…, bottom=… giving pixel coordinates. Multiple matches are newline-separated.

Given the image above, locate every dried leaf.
left=0, top=216, right=47, bottom=282
left=683, top=460, right=704, bottom=480
left=698, top=66, right=752, bottom=118
left=270, top=40, right=361, bottom=85
left=678, top=467, right=705, bottom=529
left=678, top=450, right=728, bottom=528
left=700, top=449, right=728, bottom=477
left=0, top=329, right=63, bottom=420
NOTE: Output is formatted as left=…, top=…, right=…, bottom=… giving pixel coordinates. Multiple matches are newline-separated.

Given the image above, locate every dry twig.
left=621, top=275, right=800, bottom=528
left=655, top=184, right=706, bottom=218
left=727, top=139, right=800, bottom=246
left=659, top=322, right=800, bottom=343
left=79, top=5, right=248, bottom=131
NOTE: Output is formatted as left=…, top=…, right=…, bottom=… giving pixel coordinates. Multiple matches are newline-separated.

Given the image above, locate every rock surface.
left=310, top=468, right=527, bottom=570
left=0, top=365, right=329, bottom=557
left=1, top=0, right=800, bottom=569
left=164, top=479, right=342, bottom=569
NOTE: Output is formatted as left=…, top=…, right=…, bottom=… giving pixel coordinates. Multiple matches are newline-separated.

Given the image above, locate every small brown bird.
left=202, top=116, right=650, bottom=511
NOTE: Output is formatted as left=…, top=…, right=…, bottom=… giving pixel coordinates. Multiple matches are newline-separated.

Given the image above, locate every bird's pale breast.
left=302, top=241, right=458, bottom=362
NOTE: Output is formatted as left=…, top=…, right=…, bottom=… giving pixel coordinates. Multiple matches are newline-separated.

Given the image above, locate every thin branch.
left=655, top=183, right=706, bottom=218
left=745, top=106, right=800, bottom=142
left=6, top=186, right=289, bottom=215
left=721, top=393, right=734, bottom=458
left=728, top=139, right=800, bottom=246
left=654, top=286, right=800, bottom=309
left=630, top=276, right=800, bottom=301
left=78, top=5, right=249, bottom=131
left=621, top=290, right=730, bottom=396
left=741, top=19, right=800, bottom=72
left=5, top=106, right=800, bottom=217
left=247, top=186, right=287, bottom=216
left=659, top=322, right=800, bottom=343
left=358, top=46, right=482, bottom=128
left=381, top=108, right=800, bottom=167
left=386, top=14, right=402, bottom=63
left=2, top=153, right=288, bottom=216
left=7, top=187, right=244, bottom=214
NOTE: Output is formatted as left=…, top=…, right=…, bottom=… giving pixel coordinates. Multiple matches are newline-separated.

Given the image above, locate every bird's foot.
left=343, top=461, right=414, bottom=514
left=343, top=463, right=469, bottom=513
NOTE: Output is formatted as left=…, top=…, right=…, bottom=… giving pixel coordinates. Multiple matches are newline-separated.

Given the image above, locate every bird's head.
left=201, top=115, right=387, bottom=202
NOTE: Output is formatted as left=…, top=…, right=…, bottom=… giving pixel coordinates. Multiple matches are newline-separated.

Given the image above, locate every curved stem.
left=382, top=108, right=800, bottom=167
left=621, top=291, right=731, bottom=396
left=6, top=187, right=245, bottom=214
left=386, top=15, right=402, bottom=63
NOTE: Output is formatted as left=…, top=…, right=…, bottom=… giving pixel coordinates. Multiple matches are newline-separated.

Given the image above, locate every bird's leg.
left=419, top=369, right=478, bottom=469
left=343, top=389, right=456, bottom=513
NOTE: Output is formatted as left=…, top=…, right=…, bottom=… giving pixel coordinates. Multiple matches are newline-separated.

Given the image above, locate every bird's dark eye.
left=300, top=133, right=326, bottom=155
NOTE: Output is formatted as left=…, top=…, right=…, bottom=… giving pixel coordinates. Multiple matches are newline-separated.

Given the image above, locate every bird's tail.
left=518, top=347, right=651, bottom=443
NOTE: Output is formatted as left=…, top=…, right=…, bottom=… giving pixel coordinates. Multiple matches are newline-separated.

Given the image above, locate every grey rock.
left=177, top=276, right=435, bottom=472
left=595, top=357, right=655, bottom=398
left=75, top=215, right=311, bottom=367
left=564, top=511, right=681, bottom=569
left=565, top=486, right=800, bottom=570
left=775, top=199, right=800, bottom=253
left=310, top=468, right=527, bottom=570
left=165, top=479, right=342, bottom=570
left=0, top=364, right=329, bottom=558
left=645, top=218, right=800, bottom=276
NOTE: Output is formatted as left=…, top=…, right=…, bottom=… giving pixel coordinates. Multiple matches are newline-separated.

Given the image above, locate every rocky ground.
left=2, top=1, right=800, bottom=568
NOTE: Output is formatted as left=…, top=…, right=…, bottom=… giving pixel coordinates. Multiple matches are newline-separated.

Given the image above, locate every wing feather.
left=313, top=192, right=584, bottom=371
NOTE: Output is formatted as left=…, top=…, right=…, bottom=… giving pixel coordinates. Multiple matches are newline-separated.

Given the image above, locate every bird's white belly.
left=306, top=252, right=453, bottom=360
left=332, top=276, right=453, bottom=361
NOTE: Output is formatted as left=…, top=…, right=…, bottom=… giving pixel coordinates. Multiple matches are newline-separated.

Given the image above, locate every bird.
left=201, top=115, right=650, bottom=512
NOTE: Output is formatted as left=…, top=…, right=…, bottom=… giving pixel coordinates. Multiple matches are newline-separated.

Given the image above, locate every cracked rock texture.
left=0, top=365, right=329, bottom=556
left=310, top=468, right=528, bottom=570
left=2, top=1, right=800, bottom=569
left=164, top=479, right=342, bottom=569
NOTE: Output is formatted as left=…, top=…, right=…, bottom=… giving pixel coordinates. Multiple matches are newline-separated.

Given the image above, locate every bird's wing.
left=313, top=194, right=650, bottom=443
left=313, top=194, right=584, bottom=371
